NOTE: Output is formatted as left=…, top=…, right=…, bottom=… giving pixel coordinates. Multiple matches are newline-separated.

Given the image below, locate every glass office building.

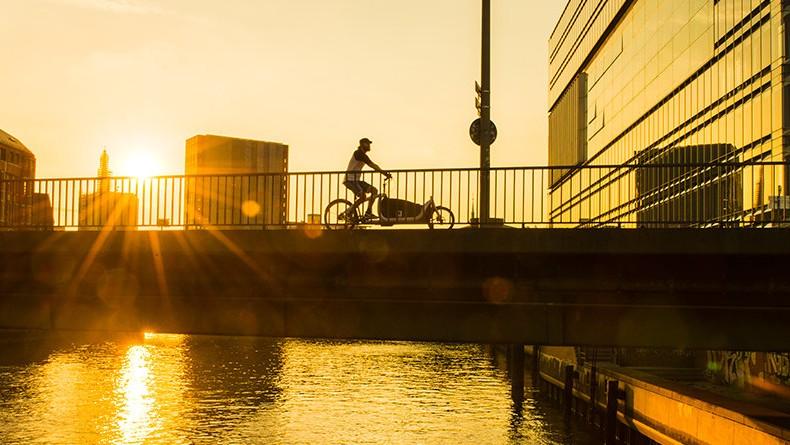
left=548, top=0, right=790, bottom=226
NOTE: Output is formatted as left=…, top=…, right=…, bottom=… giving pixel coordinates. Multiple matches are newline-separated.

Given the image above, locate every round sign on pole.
left=469, top=118, right=497, bottom=146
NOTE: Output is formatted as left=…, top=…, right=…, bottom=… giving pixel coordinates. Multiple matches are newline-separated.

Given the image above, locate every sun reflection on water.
left=111, top=333, right=190, bottom=444
left=115, top=345, right=154, bottom=444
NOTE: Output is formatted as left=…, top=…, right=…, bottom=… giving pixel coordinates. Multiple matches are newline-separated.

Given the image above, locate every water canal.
left=0, top=333, right=598, bottom=444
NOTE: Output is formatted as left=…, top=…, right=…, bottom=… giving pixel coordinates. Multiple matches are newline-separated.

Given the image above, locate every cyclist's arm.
left=358, top=152, right=391, bottom=177
left=368, top=161, right=385, bottom=174
left=369, top=162, right=392, bottom=178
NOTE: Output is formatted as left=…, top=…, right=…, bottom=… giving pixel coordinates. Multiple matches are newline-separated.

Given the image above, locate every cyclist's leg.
left=353, top=193, right=367, bottom=213
left=343, top=181, right=367, bottom=217
left=364, top=184, right=378, bottom=215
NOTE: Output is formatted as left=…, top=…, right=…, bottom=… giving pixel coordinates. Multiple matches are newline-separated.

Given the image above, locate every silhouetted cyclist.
left=343, top=137, right=391, bottom=221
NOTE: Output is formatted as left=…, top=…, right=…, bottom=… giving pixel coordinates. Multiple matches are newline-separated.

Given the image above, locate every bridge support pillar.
left=509, top=344, right=525, bottom=402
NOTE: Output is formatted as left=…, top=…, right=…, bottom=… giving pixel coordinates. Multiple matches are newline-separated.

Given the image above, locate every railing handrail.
left=2, top=161, right=788, bottom=230
left=3, top=160, right=788, bottom=182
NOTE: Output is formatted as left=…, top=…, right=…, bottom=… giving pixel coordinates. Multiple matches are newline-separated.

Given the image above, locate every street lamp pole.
left=480, top=0, right=491, bottom=224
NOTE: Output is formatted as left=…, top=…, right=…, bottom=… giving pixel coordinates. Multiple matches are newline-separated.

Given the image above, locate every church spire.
left=98, top=148, right=111, bottom=178
left=98, top=148, right=112, bottom=193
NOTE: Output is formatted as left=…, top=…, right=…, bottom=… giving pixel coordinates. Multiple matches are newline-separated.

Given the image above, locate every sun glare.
left=120, top=151, right=162, bottom=179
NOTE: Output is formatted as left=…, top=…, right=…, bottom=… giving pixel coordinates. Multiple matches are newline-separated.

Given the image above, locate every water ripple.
left=0, top=334, right=597, bottom=444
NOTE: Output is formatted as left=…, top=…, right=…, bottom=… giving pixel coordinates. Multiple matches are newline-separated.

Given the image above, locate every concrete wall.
left=1, top=229, right=789, bottom=349
left=537, top=350, right=790, bottom=445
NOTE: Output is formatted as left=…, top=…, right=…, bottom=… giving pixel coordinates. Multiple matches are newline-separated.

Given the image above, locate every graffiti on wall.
left=707, top=351, right=790, bottom=387
left=766, top=353, right=790, bottom=381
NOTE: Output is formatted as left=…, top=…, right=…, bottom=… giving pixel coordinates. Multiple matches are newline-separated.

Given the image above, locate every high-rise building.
left=0, top=129, right=36, bottom=226
left=185, top=135, right=288, bottom=227
left=78, top=150, right=138, bottom=229
left=548, top=0, right=789, bottom=227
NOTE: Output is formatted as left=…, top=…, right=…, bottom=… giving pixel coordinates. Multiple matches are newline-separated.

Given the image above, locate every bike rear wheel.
left=324, top=199, right=358, bottom=230
left=428, top=206, right=455, bottom=229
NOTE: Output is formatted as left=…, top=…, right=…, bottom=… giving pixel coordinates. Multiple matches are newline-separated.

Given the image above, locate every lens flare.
left=242, top=200, right=261, bottom=217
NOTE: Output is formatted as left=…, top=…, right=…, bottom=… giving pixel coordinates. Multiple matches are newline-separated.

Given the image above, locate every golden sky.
left=0, top=0, right=565, bottom=178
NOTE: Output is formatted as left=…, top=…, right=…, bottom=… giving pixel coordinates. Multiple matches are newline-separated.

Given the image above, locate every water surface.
left=0, top=333, right=597, bottom=444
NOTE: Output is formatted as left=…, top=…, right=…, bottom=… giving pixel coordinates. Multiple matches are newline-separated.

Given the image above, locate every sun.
left=120, top=151, right=162, bottom=179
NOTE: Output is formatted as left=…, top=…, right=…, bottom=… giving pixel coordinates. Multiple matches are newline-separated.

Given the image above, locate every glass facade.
left=548, top=0, right=790, bottom=226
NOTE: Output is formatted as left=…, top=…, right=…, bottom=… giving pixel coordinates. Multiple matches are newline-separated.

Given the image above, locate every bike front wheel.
left=428, top=206, right=455, bottom=229
left=324, top=199, right=358, bottom=230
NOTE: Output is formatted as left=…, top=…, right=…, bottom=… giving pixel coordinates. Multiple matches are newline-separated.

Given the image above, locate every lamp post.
left=479, top=0, right=491, bottom=224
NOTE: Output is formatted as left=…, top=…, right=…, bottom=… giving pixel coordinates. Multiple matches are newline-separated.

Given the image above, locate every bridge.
left=1, top=162, right=789, bottom=350
left=0, top=228, right=788, bottom=351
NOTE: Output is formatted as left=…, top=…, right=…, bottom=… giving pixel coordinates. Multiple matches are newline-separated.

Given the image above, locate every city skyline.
left=1, top=2, right=789, bottom=445
left=0, top=0, right=565, bottom=179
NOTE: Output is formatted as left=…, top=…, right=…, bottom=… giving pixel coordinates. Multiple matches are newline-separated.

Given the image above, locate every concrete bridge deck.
left=0, top=229, right=788, bottom=350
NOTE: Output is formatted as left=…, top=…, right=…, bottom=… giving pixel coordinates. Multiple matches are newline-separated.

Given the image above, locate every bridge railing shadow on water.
left=0, top=161, right=788, bottom=230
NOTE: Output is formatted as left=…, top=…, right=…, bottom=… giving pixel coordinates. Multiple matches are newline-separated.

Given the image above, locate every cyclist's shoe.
left=362, top=211, right=375, bottom=222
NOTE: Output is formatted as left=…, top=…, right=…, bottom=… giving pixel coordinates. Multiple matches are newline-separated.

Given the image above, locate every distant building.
left=30, top=193, right=54, bottom=229
left=0, top=129, right=36, bottom=227
left=78, top=150, right=138, bottom=229
left=78, top=192, right=138, bottom=229
left=185, top=135, right=288, bottom=227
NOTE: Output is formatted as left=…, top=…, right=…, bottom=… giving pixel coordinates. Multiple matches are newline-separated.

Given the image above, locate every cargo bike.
left=323, top=178, right=454, bottom=229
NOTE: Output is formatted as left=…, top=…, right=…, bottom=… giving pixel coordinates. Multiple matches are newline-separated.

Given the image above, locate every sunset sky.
left=0, top=0, right=565, bottom=178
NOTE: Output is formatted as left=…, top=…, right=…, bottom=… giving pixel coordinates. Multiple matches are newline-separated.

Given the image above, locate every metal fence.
left=0, top=162, right=788, bottom=230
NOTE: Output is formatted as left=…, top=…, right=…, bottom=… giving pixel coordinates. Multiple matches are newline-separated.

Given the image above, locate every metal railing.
left=0, top=161, right=788, bottom=230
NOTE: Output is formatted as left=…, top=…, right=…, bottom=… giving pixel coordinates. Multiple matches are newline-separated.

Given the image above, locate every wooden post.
left=563, top=364, right=574, bottom=415
left=510, top=344, right=525, bottom=402
left=606, top=380, right=620, bottom=445
left=589, top=366, right=598, bottom=423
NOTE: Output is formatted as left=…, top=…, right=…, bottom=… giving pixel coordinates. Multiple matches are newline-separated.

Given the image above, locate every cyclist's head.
left=359, top=137, right=372, bottom=151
